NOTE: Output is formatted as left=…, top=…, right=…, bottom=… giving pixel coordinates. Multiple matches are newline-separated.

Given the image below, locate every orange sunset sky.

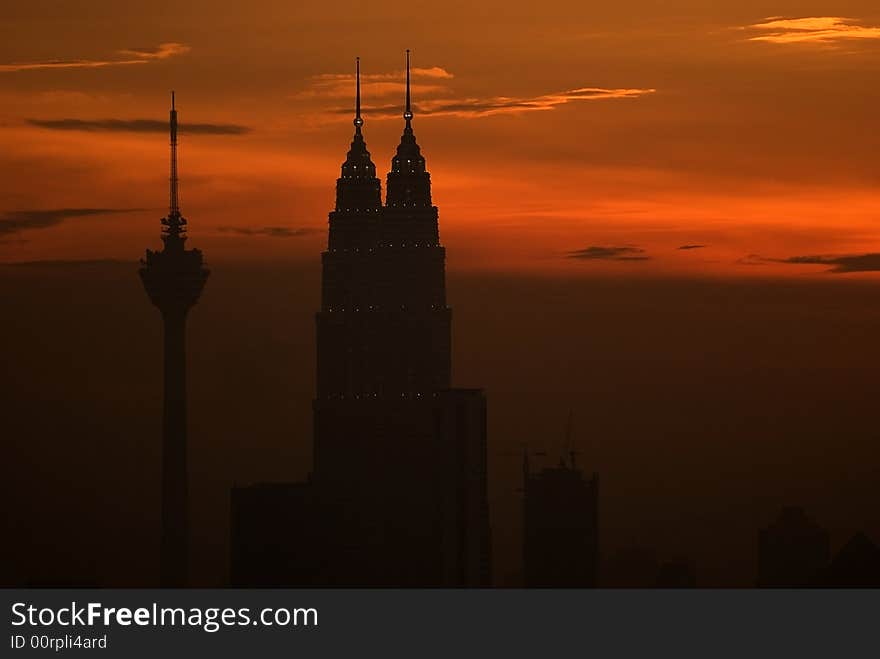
left=2, top=1, right=879, bottom=276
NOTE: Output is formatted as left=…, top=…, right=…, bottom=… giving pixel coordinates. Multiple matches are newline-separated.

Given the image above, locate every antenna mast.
left=354, top=57, right=363, bottom=131
left=404, top=49, right=413, bottom=125
left=170, top=91, right=179, bottom=217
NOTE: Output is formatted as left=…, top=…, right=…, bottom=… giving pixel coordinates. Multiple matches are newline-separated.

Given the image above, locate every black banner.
left=3, top=589, right=877, bottom=657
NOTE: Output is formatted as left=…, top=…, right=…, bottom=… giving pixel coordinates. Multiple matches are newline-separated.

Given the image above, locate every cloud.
left=216, top=226, right=320, bottom=238
left=346, top=87, right=655, bottom=119
left=303, top=81, right=448, bottom=100
left=303, top=65, right=653, bottom=118
left=737, top=254, right=770, bottom=266
left=678, top=244, right=707, bottom=250
left=567, top=246, right=650, bottom=261
left=778, top=253, right=880, bottom=273
left=738, top=252, right=880, bottom=272
left=26, top=118, right=251, bottom=135
left=745, top=17, right=880, bottom=44
left=298, top=67, right=454, bottom=101
left=0, top=258, right=128, bottom=267
left=312, top=66, right=454, bottom=84
left=117, top=44, right=190, bottom=60
left=0, top=42, right=190, bottom=72
left=0, top=208, right=141, bottom=236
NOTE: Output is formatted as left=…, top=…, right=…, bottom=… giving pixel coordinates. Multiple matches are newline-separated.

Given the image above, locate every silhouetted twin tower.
left=143, top=53, right=490, bottom=587
left=305, top=51, right=490, bottom=586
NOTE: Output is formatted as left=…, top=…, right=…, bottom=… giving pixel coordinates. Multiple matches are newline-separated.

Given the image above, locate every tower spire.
left=334, top=57, right=381, bottom=213
left=385, top=49, right=431, bottom=208
left=163, top=91, right=186, bottom=246
left=404, top=49, right=413, bottom=128
left=170, top=90, right=179, bottom=217
left=354, top=57, right=363, bottom=133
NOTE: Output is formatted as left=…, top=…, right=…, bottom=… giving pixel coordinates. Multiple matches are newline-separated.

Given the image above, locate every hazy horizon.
left=3, top=259, right=878, bottom=587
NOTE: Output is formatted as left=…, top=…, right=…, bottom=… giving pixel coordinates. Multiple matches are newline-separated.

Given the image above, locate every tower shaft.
left=160, top=310, right=187, bottom=587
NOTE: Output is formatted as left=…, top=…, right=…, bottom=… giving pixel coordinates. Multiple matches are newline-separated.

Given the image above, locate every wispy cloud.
left=303, top=65, right=654, bottom=119
left=739, top=252, right=880, bottom=273
left=298, top=67, right=453, bottom=100
left=26, top=118, right=250, bottom=135
left=737, top=254, right=770, bottom=266
left=567, top=246, right=650, bottom=261
left=745, top=17, right=880, bottom=44
left=117, top=44, right=190, bottom=60
left=314, top=66, right=454, bottom=84
left=346, top=88, right=654, bottom=119
left=678, top=244, right=707, bottom=250
left=0, top=258, right=128, bottom=267
left=0, top=208, right=141, bottom=236
left=216, top=226, right=320, bottom=238
left=779, top=253, right=880, bottom=273
left=0, top=42, right=189, bottom=72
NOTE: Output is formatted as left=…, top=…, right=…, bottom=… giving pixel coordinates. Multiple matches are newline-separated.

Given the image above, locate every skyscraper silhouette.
left=140, top=93, right=209, bottom=588
left=523, top=450, right=598, bottom=587
left=231, top=54, right=490, bottom=587
left=314, top=51, right=450, bottom=475
left=312, top=51, right=454, bottom=582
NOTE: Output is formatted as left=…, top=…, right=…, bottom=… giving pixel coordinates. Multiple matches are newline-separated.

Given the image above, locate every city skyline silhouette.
left=3, top=13, right=880, bottom=588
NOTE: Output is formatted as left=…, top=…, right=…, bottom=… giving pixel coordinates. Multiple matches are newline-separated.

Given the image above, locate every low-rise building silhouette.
left=655, top=559, right=696, bottom=588
left=812, top=532, right=880, bottom=587
left=757, top=506, right=829, bottom=587
left=230, top=483, right=324, bottom=587
left=603, top=546, right=659, bottom=588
